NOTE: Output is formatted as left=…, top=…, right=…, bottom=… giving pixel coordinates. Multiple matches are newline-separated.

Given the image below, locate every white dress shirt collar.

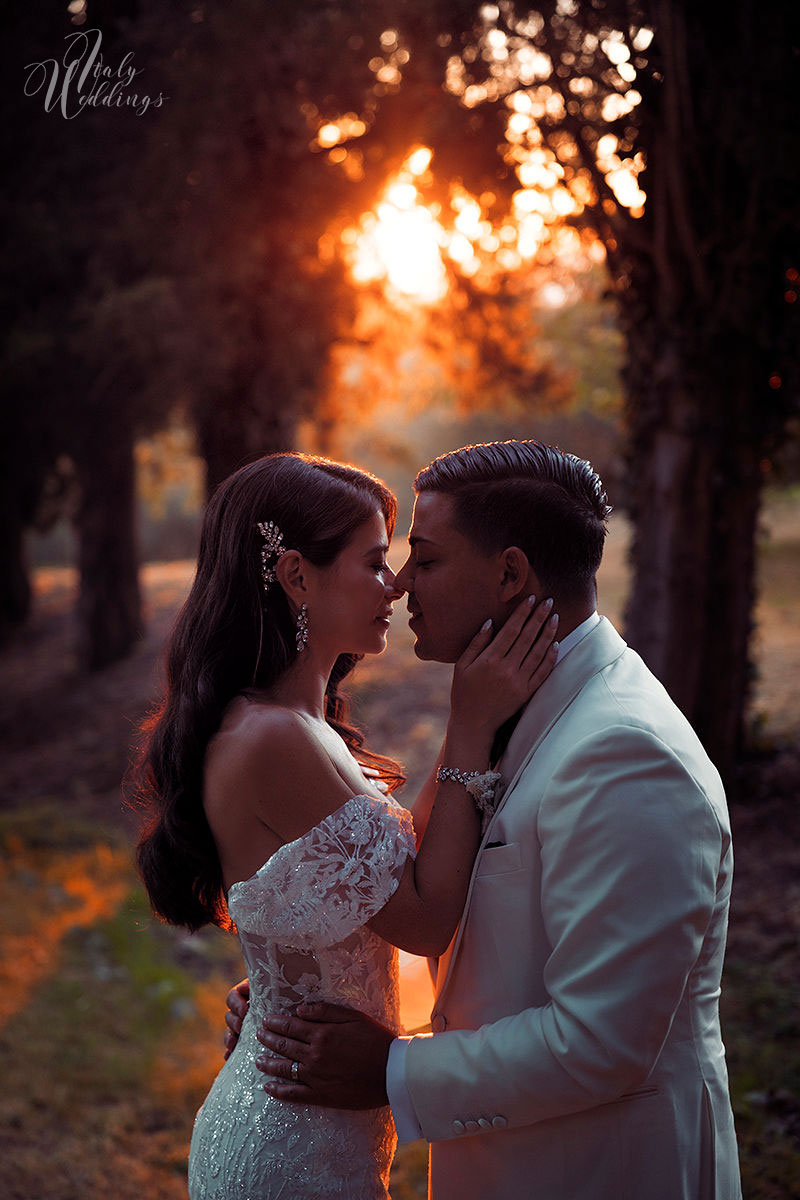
left=554, top=610, right=600, bottom=664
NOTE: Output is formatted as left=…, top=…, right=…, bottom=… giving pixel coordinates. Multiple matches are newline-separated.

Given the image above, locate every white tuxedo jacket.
left=405, top=618, right=741, bottom=1200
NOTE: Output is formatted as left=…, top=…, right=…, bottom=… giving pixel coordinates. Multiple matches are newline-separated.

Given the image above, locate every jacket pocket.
left=618, top=1084, right=660, bottom=1100
left=476, top=841, right=522, bottom=876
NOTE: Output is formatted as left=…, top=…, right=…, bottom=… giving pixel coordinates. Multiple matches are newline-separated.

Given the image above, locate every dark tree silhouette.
left=453, top=0, right=799, bottom=772
left=3, top=4, right=175, bottom=667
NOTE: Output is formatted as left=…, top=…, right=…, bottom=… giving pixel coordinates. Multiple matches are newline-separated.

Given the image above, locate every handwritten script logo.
left=24, top=28, right=167, bottom=118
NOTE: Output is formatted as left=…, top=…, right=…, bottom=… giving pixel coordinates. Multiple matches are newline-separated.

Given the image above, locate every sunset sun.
left=347, top=148, right=449, bottom=303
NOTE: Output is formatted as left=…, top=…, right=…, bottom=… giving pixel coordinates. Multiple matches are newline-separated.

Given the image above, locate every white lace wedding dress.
left=187, top=792, right=416, bottom=1199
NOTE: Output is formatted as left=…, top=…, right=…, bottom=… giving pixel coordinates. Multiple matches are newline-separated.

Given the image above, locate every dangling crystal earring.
left=295, top=603, right=309, bottom=652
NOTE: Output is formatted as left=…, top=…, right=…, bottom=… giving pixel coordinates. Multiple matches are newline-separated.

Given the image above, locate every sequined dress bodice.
left=187, top=794, right=416, bottom=1199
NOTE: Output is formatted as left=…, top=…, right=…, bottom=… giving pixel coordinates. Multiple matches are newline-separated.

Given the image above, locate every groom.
left=227, top=440, right=741, bottom=1199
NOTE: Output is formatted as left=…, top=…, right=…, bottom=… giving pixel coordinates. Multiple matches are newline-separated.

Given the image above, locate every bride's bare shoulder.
left=206, top=698, right=354, bottom=842
left=210, top=698, right=318, bottom=772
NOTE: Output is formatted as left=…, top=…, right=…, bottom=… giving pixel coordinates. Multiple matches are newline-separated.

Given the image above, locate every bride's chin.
left=345, top=630, right=390, bottom=656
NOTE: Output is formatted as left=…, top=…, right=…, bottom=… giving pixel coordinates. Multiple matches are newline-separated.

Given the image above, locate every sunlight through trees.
left=4, top=0, right=798, bottom=770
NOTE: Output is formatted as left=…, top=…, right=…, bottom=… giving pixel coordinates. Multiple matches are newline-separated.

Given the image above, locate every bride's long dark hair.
left=132, top=453, right=405, bottom=932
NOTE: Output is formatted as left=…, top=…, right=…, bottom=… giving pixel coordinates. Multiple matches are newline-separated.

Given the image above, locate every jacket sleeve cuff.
left=387, top=1036, right=425, bottom=1143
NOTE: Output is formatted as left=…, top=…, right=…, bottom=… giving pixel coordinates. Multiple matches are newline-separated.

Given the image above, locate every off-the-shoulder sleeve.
left=228, top=794, right=416, bottom=949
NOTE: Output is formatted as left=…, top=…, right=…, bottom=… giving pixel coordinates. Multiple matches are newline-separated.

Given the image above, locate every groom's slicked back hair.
left=414, top=441, right=612, bottom=601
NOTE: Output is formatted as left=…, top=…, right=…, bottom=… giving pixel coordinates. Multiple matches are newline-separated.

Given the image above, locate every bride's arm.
left=406, top=745, right=444, bottom=847
left=366, top=596, right=557, bottom=957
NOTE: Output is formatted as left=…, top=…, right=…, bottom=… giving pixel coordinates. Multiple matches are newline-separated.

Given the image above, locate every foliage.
left=432, top=0, right=800, bottom=769
left=723, top=958, right=800, bottom=1200
left=319, top=271, right=625, bottom=511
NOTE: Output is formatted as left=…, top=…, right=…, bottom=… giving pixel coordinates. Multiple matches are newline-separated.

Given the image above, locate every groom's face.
left=394, top=491, right=503, bottom=663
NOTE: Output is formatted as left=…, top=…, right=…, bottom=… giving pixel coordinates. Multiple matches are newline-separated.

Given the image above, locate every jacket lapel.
left=432, top=617, right=628, bottom=1004
left=493, top=617, right=627, bottom=814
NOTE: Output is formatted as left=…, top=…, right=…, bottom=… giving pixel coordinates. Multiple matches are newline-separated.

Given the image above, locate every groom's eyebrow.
left=408, top=535, right=440, bottom=547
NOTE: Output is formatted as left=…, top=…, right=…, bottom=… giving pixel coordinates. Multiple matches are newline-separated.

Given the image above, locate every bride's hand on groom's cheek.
left=223, top=978, right=250, bottom=1060
left=451, top=594, right=559, bottom=735
left=255, top=1002, right=394, bottom=1109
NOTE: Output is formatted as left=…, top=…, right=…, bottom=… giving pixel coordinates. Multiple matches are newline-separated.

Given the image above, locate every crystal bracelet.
left=436, top=766, right=503, bottom=831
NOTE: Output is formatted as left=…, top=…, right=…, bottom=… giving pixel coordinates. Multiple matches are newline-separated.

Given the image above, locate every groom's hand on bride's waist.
left=223, top=978, right=250, bottom=1060
left=255, top=1002, right=393, bottom=1109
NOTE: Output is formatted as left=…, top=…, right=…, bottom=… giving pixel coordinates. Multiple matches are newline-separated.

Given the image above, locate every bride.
left=133, top=452, right=557, bottom=1199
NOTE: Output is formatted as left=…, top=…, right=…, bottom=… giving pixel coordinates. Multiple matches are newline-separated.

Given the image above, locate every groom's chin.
left=412, top=636, right=457, bottom=665
left=411, top=635, right=436, bottom=662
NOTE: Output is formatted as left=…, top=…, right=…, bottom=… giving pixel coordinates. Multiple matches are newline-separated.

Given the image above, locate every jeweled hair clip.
left=256, top=520, right=286, bottom=592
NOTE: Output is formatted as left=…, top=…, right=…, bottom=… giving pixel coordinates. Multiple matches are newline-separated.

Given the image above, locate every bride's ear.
left=275, top=551, right=308, bottom=606
left=497, top=546, right=539, bottom=604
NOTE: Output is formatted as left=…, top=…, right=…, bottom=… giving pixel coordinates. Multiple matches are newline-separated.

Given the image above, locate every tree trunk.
left=622, top=328, right=765, bottom=779
left=73, top=416, right=142, bottom=671
left=195, top=376, right=299, bottom=496
left=611, top=2, right=797, bottom=782
left=0, top=492, right=31, bottom=646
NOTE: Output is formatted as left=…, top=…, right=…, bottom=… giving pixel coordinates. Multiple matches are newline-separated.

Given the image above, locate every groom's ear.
left=497, top=546, right=538, bottom=603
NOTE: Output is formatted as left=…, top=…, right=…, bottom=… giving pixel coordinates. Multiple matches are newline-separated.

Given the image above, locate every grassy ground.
left=0, top=498, right=798, bottom=1199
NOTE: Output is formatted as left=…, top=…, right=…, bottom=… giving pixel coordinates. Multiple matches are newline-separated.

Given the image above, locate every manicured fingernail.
left=552, top=641, right=559, bottom=653
left=481, top=618, right=492, bottom=631
left=528, top=594, right=536, bottom=605
left=550, top=612, right=559, bottom=625
left=544, top=597, right=554, bottom=609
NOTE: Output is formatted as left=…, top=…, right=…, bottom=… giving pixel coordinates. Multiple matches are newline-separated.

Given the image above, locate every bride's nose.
left=384, top=569, right=403, bottom=600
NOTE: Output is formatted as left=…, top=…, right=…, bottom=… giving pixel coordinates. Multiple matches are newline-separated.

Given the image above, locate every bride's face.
left=306, top=510, right=401, bottom=657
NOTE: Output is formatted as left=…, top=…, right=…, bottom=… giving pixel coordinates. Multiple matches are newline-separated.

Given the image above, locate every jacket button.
left=431, top=1012, right=447, bottom=1032
left=478, top=1118, right=492, bottom=1130
left=491, top=1115, right=508, bottom=1129
left=452, top=1120, right=465, bottom=1134
left=464, top=1119, right=479, bottom=1133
